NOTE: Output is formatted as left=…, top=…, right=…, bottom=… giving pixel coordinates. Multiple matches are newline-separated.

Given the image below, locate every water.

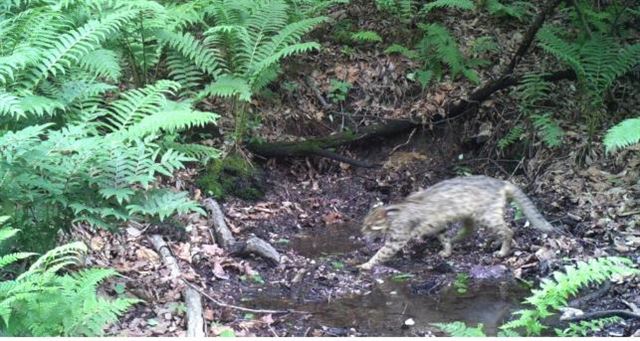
left=252, top=223, right=529, bottom=336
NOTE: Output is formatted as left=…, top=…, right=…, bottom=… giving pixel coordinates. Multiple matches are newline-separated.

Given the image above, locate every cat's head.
left=361, top=203, right=400, bottom=237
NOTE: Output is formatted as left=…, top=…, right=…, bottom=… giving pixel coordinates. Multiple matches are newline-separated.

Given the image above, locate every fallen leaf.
left=136, top=246, right=160, bottom=263
left=203, top=309, right=214, bottom=321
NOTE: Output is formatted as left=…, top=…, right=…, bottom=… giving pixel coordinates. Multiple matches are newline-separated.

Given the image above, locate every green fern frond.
left=124, top=101, right=218, bottom=139
left=532, top=113, right=563, bottom=148
left=161, top=141, right=220, bottom=162
left=22, top=9, right=137, bottom=89
left=97, top=80, right=180, bottom=134
left=78, top=49, right=121, bottom=81
left=603, top=117, right=640, bottom=153
left=432, top=322, right=487, bottom=336
left=0, top=91, right=24, bottom=118
left=384, top=44, right=419, bottom=59
left=351, top=31, right=382, bottom=43
left=485, top=0, right=533, bottom=20
left=127, top=190, right=205, bottom=221
left=166, top=51, right=204, bottom=95
left=197, top=75, right=252, bottom=101
left=420, top=23, right=477, bottom=83
left=536, top=26, right=584, bottom=77
left=0, top=251, right=37, bottom=269
left=421, top=0, right=474, bottom=14
left=555, top=316, right=621, bottom=337
left=158, top=30, right=223, bottom=77
left=19, top=241, right=87, bottom=279
left=498, top=124, right=525, bottom=150
left=470, top=36, right=499, bottom=55
left=501, top=257, right=638, bottom=336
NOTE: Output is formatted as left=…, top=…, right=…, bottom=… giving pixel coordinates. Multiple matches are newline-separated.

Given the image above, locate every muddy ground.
left=88, top=122, right=640, bottom=337
left=78, top=1, right=640, bottom=336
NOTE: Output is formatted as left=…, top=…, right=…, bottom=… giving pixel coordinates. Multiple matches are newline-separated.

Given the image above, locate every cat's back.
left=407, top=176, right=506, bottom=204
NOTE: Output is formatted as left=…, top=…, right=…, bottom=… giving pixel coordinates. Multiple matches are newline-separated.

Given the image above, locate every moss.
left=197, top=154, right=265, bottom=201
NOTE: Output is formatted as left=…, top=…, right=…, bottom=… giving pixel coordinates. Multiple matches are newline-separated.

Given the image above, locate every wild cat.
left=358, top=175, right=555, bottom=270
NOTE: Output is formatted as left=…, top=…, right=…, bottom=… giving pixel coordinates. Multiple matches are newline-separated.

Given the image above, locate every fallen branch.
left=229, top=236, right=281, bottom=265
left=568, top=281, right=612, bottom=308
left=148, top=235, right=204, bottom=337
left=562, top=309, right=640, bottom=322
left=504, top=0, right=564, bottom=74
left=203, top=198, right=236, bottom=249
left=202, top=198, right=281, bottom=265
left=305, top=76, right=331, bottom=109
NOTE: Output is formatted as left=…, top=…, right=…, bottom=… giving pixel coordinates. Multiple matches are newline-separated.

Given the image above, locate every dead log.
left=203, top=198, right=236, bottom=249
left=229, top=236, right=281, bottom=265
left=148, top=235, right=205, bottom=337
left=246, top=119, right=417, bottom=167
left=202, top=198, right=281, bottom=264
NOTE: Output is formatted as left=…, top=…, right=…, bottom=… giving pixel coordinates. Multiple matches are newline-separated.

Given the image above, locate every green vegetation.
left=434, top=257, right=638, bottom=336
left=197, top=154, right=265, bottom=200
left=0, top=0, right=638, bottom=336
left=0, top=217, right=139, bottom=336
left=453, top=273, right=469, bottom=294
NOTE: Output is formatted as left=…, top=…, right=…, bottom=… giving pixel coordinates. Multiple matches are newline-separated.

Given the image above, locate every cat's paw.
left=438, top=250, right=452, bottom=258
left=357, top=262, right=374, bottom=271
left=493, top=249, right=511, bottom=258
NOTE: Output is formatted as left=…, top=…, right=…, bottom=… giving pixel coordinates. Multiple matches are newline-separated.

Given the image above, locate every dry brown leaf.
left=136, top=246, right=160, bottom=263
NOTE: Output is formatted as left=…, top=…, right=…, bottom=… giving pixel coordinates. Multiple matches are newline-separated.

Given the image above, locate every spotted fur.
left=359, top=175, right=554, bottom=270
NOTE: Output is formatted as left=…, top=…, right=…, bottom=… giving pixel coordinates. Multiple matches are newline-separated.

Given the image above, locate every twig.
left=184, top=281, right=307, bottom=315
left=305, top=76, right=331, bottom=109
left=562, top=309, right=640, bottom=322
left=148, top=235, right=205, bottom=337
left=504, top=0, right=564, bottom=75
left=390, top=128, right=417, bottom=155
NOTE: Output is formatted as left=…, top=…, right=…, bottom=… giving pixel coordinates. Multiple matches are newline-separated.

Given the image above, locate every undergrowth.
left=433, top=257, right=638, bottom=337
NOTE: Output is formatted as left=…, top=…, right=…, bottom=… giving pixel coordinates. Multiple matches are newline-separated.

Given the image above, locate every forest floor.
left=73, top=1, right=639, bottom=337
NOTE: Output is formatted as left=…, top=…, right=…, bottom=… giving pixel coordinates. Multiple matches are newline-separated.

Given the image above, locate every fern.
left=435, top=257, right=636, bottom=337
left=0, top=218, right=139, bottom=336
left=603, top=117, right=640, bottom=153
left=384, top=44, right=419, bottom=59
left=532, top=113, right=563, bottom=148
left=498, top=124, right=525, bottom=150
left=432, top=322, right=486, bottom=336
left=351, top=31, right=382, bottom=43
left=375, top=0, right=415, bottom=22
left=127, top=190, right=206, bottom=221
left=555, top=317, right=622, bottom=337
left=484, top=0, right=533, bottom=20
left=417, top=23, right=479, bottom=84
left=537, top=27, right=640, bottom=103
left=470, top=36, right=499, bottom=56
left=500, top=257, right=638, bottom=336
left=421, top=0, right=474, bottom=15
left=162, top=0, right=328, bottom=142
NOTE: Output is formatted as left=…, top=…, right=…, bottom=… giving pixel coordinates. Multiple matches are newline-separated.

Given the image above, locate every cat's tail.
left=505, top=183, right=555, bottom=232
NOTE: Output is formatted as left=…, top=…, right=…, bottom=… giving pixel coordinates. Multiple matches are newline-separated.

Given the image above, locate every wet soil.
left=195, top=128, right=571, bottom=336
